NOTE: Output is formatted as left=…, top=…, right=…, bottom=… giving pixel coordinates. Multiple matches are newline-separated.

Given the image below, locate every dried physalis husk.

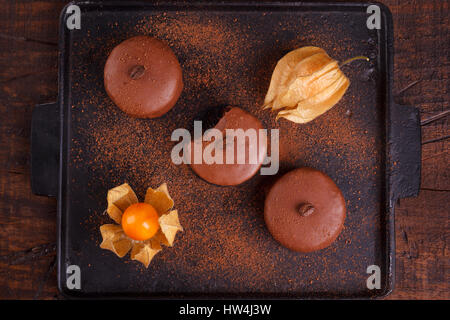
left=263, top=46, right=367, bottom=123
left=158, top=210, right=183, bottom=246
left=99, top=224, right=132, bottom=258
left=99, top=183, right=183, bottom=268
left=144, top=183, right=174, bottom=216
left=130, top=239, right=162, bottom=268
left=106, top=183, right=138, bottom=224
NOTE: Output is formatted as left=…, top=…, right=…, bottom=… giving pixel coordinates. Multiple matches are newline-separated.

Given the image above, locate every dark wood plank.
left=0, top=0, right=63, bottom=300
left=0, top=0, right=448, bottom=299
left=382, top=0, right=449, bottom=299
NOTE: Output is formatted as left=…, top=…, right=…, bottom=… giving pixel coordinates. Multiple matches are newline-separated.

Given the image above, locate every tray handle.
left=31, top=102, right=60, bottom=197
left=388, top=103, right=421, bottom=202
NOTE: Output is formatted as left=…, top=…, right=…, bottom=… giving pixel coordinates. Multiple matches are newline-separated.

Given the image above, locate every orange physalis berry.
left=121, top=203, right=160, bottom=241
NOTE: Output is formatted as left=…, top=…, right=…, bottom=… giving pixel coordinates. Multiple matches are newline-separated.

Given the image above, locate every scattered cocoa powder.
left=66, top=10, right=383, bottom=296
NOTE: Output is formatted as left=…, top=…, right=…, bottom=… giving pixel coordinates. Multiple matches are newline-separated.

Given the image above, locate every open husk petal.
left=130, top=239, right=162, bottom=268
left=106, top=183, right=138, bottom=223
left=144, top=183, right=174, bottom=216
left=106, top=203, right=123, bottom=225
left=158, top=210, right=183, bottom=247
left=151, top=229, right=169, bottom=247
left=100, top=224, right=132, bottom=258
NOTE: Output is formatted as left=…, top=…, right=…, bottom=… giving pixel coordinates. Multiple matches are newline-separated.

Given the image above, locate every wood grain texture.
left=0, top=0, right=448, bottom=299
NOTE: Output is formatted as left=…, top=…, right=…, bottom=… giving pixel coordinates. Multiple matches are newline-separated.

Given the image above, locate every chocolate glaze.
left=104, top=36, right=183, bottom=118
left=264, top=167, right=346, bottom=252
left=189, top=107, right=266, bottom=186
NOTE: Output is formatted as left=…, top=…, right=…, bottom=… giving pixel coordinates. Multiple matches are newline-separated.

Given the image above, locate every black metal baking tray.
left=31, top=1, right=421, bottom=299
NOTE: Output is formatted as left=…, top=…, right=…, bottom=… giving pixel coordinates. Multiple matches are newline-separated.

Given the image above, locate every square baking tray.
left=31, top=1, right=421, bottom=299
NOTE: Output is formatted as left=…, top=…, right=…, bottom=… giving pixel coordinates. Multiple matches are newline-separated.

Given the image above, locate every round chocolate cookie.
left=189, top=107, right=266, bottom=186
left=104, top=35, right=183, bottom=118
left=264, top=167, right=346, bottom=252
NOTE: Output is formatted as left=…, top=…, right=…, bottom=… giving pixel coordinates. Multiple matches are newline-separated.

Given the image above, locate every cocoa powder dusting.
left=66, top=10, right=383, bottom=296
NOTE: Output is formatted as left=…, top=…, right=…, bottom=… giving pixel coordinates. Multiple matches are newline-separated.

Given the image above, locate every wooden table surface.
left=0, top=0, right=448, bottom=300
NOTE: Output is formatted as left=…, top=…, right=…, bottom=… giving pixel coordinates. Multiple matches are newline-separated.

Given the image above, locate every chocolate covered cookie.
left=104, top=36, right=183, bottom=118
left=264, top=167, right=346, bottom=252
left=189, top=107, right=266, bottom=186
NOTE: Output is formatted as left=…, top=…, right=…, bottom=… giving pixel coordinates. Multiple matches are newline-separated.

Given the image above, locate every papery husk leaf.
left=279, top=61, right=340, bottom=107
left=130, top=239, right=162, bottom=268
left=276, top=74, right=350, bottom=123
left=152, top=229, right=170, bottom=247
left=264, top=46, right=324, bottom=109
left=265, top=48, right=332, bottom=110
left=276, top=109, right=306, bottom=123
left=100, top=224, right=132, bottom=258
left=144, top=183, right=174, bottom=216
left=267, top=51, right=335, bottom=111
left=264, top=46, right=351, bottom=123
left=289, top=51, right=333, bottom=78
left=106, top=203, right=123, bottom=225
left=296, top=74, right=349, bottom=111
left=158, top=210, right=183, bottom=247
left=106, top=183, right=138, bottom=223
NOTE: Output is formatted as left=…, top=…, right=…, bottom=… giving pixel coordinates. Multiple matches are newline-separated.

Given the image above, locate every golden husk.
left=144, top=183, right=174, bottom=216
left=99, top=183, right=183, bottom=267
left=263, top=46, right=350, bottom=123
left=99, top=224, right=132, bottom=258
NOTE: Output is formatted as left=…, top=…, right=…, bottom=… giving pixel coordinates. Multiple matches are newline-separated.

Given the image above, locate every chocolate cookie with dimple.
left=104, top=35, right=183, bottom=118
left=189, top=107, right=266, bottom=186
left=264, top=167, right=346, bottom=252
